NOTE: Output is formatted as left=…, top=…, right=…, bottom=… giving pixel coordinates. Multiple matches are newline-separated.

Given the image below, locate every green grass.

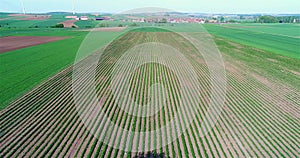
left=0, top=29, right=123, bottom=109
left=1, top=23, right=299, bottom=157
left=213, top=36, right=300, bottom=89
left=204, top=24, right=300, bottom=59
left=75, top=20, right=100, bottom=28
left=0, top=19, right=65, bottom=28
left=220, top=23, right=300, bottom=37
left=0, top=13, right=10, bottom=18
left=1, top=23, right=299, bottom=110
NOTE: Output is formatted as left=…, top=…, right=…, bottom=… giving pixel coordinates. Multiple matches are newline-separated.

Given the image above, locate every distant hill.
left=47, top=12, right=73, bottom=15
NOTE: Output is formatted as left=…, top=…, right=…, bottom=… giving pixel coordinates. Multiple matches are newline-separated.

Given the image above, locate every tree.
left=130, top=23, right=138, bottom=26
left=276, top=16, right=299, bottom=23
left=51, top=24, right=64, bottom=28
left=220, top=16, right=225, bottom=23
left=258, top=15, right=278, bottom=23
left=160, top=18, right=167, bottom=23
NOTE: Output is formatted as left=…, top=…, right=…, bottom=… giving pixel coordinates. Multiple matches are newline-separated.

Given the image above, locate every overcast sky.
left=1, top=0, right=300, bottom=14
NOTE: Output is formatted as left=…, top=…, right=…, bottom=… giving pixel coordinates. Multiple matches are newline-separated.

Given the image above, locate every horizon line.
left=1, top=11, right=299, bottom=15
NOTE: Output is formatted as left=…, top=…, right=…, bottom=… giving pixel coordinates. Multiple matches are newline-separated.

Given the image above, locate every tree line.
left=256, top=15, right=299, bottom=23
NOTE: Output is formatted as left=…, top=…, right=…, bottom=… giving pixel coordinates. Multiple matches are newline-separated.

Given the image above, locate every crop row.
left=1, top=31, right=299, bottom=158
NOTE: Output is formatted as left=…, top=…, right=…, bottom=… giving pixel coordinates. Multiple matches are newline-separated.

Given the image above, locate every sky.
left=1, top=0, right=300, bottom=14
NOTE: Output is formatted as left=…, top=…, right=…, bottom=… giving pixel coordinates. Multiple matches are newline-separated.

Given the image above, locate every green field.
left=204, top=23, right=300, bottom=59
left=0, top=19, right=63, bottom=28
left=0, top=22, right=299, bottom=110
left=1, top=24, right=299, bottom=157
left=0, top=29, right=124, bottom=109
left=0, top=14, right=69, bottom=28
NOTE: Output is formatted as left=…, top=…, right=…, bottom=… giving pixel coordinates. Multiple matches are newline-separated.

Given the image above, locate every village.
left=61, top=13, right=299, bottom=24
left=64, top=15, right=221, bottom=24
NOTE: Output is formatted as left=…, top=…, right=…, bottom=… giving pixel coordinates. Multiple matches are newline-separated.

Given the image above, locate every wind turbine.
left=20, top=0, right=26, bottom=14
left=72, top=0, right=75, bottom=15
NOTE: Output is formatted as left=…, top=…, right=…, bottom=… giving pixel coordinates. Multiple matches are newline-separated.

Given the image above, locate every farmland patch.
left=0, top=24, right=299, bottom=157
left=0, top=36, right=69, bottom=53
left=80, top=27, right=127, bottom=32
left=20, top=16, right=50, bottom=20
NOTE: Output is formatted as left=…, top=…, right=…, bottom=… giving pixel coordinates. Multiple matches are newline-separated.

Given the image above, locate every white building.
left=80, top=16, right=89, bottom=21
left=65, top=16, right=77, bottom=19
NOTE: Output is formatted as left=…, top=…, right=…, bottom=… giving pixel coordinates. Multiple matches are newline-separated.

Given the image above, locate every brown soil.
left=8, top=14, right=50, bottom=20
left=20, top=16, right=50, bottom=20
left=8, top=14, right=29, bottom=17
left=288, top=69, right=300, bottom=77
left=0, top=36, right=69, bottom=53
left=81, top=27, right=127, bottom=32
left=59, top=20, right=78, bottom=28
left=267, top=58, right=278, bottom=63
left=126, top=16, right=139, bottom=19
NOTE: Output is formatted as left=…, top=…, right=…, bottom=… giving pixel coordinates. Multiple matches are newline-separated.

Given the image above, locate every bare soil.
left=8, top=14, right=29, bottom=17
left=20, top=16, right=50, bottom=20
left=59, top=20, right=78, bottom=28
left=0, top=36, right=68, bottom=53
left=8, top=14, right=50, bottom=20
left=81, top=27, right=127, bottom=32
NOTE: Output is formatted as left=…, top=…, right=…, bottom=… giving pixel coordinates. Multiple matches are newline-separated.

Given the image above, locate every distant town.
left=1, top=12, right=299, bottom=29
left=63, top=12, right=300, bottom=24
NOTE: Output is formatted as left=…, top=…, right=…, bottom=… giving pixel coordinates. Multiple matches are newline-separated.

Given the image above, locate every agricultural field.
left=0, top=36, right=68, bottom=53
left=204, top=23, right=300, bottom=59
left=0, top=29, right=123, bottom=109
left=0, top=23, right=299, bottom=158
left=0, top=13, right=89, bottom=29
left=0, top=18, right=64, bottom=28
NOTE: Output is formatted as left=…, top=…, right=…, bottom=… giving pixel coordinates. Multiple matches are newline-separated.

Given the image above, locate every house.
left=208, top=19, right=218, bottom=23
left=65, top=16, right=77, bottom=19
left=293, top=19, right=297, bottom=23
left=80, top=16, right=89, bottom=21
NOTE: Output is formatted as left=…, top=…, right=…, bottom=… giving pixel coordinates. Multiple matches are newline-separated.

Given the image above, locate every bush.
left=130, top=23, right=138, bottom=27
left=159, top=18, right=167, bottom=23
left=51, top=24, right=64, bottom=28
left=118, top=24, right=123, bottom=27
left=71, top=25, right=77, bottom=28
